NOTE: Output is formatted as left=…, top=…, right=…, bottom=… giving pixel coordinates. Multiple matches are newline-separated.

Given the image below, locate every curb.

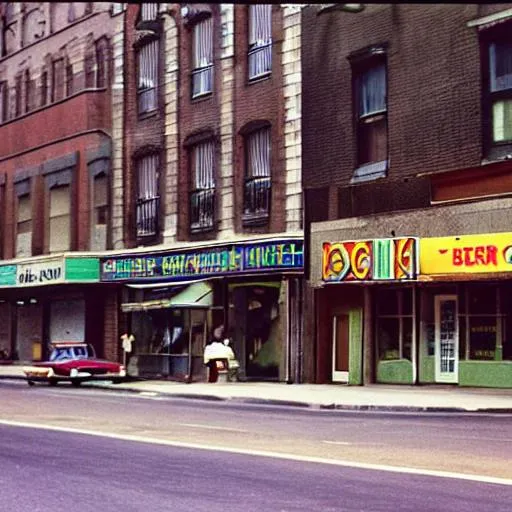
left=2, top=375, right=512, bottom=414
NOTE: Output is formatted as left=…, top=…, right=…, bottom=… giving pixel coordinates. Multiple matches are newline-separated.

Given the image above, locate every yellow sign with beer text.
left=420, top=232, right=512, bottom=275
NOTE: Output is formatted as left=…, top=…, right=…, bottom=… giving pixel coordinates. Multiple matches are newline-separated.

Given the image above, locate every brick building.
left=0, top=2, right=124, bottom=363
left=302, top=4, right=512, bottom=388
left=104, top=3, right=304, bottom=382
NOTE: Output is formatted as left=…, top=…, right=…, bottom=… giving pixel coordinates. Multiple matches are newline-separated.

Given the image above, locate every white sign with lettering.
left=17, top=259, right=65, bottom=287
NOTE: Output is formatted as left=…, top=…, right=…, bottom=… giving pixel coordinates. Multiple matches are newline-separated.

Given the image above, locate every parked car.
left=23, top=341, right=126, bottom=387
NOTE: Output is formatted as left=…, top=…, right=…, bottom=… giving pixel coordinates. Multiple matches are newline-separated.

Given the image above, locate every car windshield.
left=49, top=345, right=91, bottom=361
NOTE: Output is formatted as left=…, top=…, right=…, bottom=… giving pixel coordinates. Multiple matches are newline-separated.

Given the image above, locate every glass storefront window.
left=375, top=287, right=414, bottom=361
left=469, top=316, right=496, bottom=360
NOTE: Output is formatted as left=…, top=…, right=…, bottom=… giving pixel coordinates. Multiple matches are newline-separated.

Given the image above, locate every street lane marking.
left=178, top=422, right=248, bottom=433
left=0, top=419, right=511, bottom=487
left=322, top=440, right=352, bottom=445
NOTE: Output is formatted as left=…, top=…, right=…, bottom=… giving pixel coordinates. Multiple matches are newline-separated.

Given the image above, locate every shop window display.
left=376, top=287, right=413, bottom=361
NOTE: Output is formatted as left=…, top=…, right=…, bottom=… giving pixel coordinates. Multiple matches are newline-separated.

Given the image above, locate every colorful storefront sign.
left=100, top=239, right=304, bottom=282
left=420, top=232, right=512, bottom=275
left=322, top=237, right=417, bottom=282
left=0, top=257, right=100, bottom=288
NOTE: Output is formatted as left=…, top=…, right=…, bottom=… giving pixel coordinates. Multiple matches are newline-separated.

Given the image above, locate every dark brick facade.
left=123, top=4, right=166, bottom=248
left=302, top=4, right=511, bottom=216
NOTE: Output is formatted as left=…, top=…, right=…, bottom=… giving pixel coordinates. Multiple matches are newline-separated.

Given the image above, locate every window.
left=15, top=74, right=22, bottom=117
left=91, top=174, right=108, bottom=251
left=191, top=17, right=213, bottom=99
left=376, top=288, right=414, bottom=361
left=66, top=63, right=73, bottom=96
left=243, top=127, right=271, bottom=224
left=248, top=5, right=272, bottom=80
left=52, top=58, right=65, bottom=102
left=0, top=81, right=7, bottom=122
left=460, top=284, right=500, bottom=361
left=140, top=3, right=158, bottom=21
left=49, top=185, right=71, bottom=252
left=356, top=62, right=387, bottom=169
left=24, top=69, right=31, bottom=113
left=40, top=71, right=48, bottom=106
left=95, top=39, right=108, bottom=88
left=488, top=41, right=512, bottom=143
left=16, top=193, right=32, bottom=258
left=190, top=141, right=215, bottom=232
left=137, top=40, right=158, bottom=114
left=84, top=49, right=96, bottom=88
left=136, top=154, right=160, bottom=237
left=111, top=3, right=125, bottom=16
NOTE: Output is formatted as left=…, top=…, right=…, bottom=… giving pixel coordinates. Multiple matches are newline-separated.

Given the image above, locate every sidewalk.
left=1, top=364, right=511, bottom=413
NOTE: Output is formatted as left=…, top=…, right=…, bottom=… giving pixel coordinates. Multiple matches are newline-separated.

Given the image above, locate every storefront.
left=316, top=237, right=418, bottom=385
left=417, top=233, right=512, bottom=388
left=0, top=254, right=112, bottom=362
left=99, top=236, right=304, bottom=382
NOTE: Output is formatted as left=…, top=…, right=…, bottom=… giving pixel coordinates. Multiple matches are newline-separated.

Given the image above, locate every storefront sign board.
left=65, top=257, right=100, bottom=282
left=17, top=258, right=65, bottom=287
left=322, top=237, right=417, bottom=282
left=420, top=232, right=512, bottom=275
left=100, top=239, right=304, bottom=282
left=0, top=265, right=17, bottom=286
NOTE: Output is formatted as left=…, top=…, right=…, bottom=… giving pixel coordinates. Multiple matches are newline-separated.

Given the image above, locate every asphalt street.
left=1, top=423, right=511, bottom=512
left=0, top=381, right=511, bottom=481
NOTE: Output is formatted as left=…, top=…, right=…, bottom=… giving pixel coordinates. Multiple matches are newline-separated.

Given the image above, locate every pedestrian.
left=204, top=325, right=228, bottom=383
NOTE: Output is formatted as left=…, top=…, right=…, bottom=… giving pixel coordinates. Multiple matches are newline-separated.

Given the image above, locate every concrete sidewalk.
left=1, top=364, right=511, bottom=413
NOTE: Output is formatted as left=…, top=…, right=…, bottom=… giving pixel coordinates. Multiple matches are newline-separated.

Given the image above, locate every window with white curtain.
left=191, top=17, right=213, bottom=98
left=356, top=61, right=388, bottom=168
left=140, top=3, right=158, bottom=21
left=16, top=193, right=32, bottom=258
left=137, top=40, right=159, bottom=113
left=244, top=127, right=271, bottom=222
left=190, top=140, right=215, bottom=232
left=248, top=5, right=272, bottom=80
left=489, top=41, right=512, bottom=142
left=136, top=154, right=159, bottom=237
left=49, top=185, right=71, bottom=253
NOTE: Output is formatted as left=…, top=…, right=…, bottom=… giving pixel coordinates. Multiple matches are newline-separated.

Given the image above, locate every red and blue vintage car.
left=23, top=341, right=126, bottom=387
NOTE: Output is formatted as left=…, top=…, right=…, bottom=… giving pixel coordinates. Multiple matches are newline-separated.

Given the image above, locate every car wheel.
left=48, top=378, right=58, bottom=386
left=71, top=380, right=82, bottom=387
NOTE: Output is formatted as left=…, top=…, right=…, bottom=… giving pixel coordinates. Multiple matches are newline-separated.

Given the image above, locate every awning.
left=121, top=281, right=213, bottom=312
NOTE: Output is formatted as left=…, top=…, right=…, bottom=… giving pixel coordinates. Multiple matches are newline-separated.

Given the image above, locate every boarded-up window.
left=16, top=194, right=32, bottom=258
left=91, top=174, right=108, bottom=251
left=49, top=185, right=71, bottom=252
left=137, top=40, right=158, bottom=113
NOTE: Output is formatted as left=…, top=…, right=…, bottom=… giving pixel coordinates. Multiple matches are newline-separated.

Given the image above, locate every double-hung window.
left=356, top=61, right=388, bottom=170
left=488, top=40, right=512, bottom=143
left=244, top=127, right=271, bottom=224
left=16, top=193, right=32, bottom=258
left=248, top=5, right=272, bottom=80
left=136, top=154, right=160, bottom=237
left=137, top=40, right=159, bottom=114
left=190, top=141, right=215, bottom=232
left=191, top=17, right=213, bottom=99
left=0, top=81, right=7, bottom=122
left=52, top=58, right=65, bottom=102
left=49, top=185, right=71, bottom=253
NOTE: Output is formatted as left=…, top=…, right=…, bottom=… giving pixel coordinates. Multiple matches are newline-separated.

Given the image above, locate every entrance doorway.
left=332, top=314, right=349, bottom=382
left=434, top=295, right=459, bottom=383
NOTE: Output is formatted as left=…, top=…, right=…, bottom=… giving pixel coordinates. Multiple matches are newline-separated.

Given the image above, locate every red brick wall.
left=123, top=4, right=166, bottom=248
left=232, top=5, right=286, bottom=234
left=302, top=4, right=506, bottom=190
